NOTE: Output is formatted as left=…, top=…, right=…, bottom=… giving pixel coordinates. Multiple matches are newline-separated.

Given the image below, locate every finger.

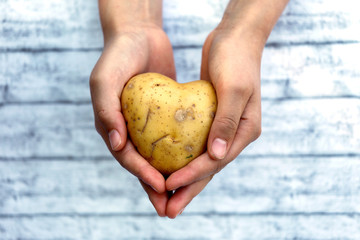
left=93, top=109, right=127, bottom=152
left=200, top=31, right=216, bottom=82
left=166, top=175, right=213, bottom=219
left=227, top=93, right=262, bottom=158
left=207, top=80, right=252, bottom=160
left=90, top=42, right=142, bottom=152
left=116, top=141, right=167, bottom=194
left=90, top=60, right=128, bottom=151
left=166, top=117, right=261, bottom=192
left=139, top=179, right=168, bottom=217
left=166, top=152, right=219, bottom=191
left=200, top=37, right=211, bottom=82
left=96, top=124, right=166, bottom=193
left=166, top=101, right=261, bottom=192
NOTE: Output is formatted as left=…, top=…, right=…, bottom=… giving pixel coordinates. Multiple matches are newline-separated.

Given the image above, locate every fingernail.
left=177, top=208, right=185, bottom=216
left=212, top=138, right=227, bottom=159
left=150, top=185, right=160, bottom=193
left=109, top=129, right=121, bottom=151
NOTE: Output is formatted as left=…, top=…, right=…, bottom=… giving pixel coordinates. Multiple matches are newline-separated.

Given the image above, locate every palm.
left=115, top=26, right=176, bottom=81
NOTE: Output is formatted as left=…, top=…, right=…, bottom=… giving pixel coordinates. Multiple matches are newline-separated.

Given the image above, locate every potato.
left=121, top=73, right=217, bottom=176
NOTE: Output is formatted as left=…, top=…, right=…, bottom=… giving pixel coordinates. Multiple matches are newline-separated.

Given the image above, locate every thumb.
left=207, top=83, right=252, bottom=160
left=90, top=74, right=127, bottom=152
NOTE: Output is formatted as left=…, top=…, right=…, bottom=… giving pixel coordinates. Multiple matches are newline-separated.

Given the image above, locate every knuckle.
left=133, top=161, right=151, bottom=179
left=94, top=120, right=103, bottom=135
left=186, top=162, right=199, bottom=180
left=248, top=119, right=262, bottom=141
left=217, top=79, right=253, bottom=98
left=214, top=115, right=238, bottom=138
left=116, top=145, right=132, bottom=168
left=232, top=82, right=253, bottom=98
left=254, top=125, right=262, bottom=140
left=95, top=108, right=115, bottom=133
left=96, top=109, right=110, bottom=125
left=214, top=161, right=224, bottom=174
left=89, top=70, right=100, bottom=90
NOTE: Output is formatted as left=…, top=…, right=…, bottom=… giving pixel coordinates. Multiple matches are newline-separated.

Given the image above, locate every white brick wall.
left=1, top=0, right=359, bottom=239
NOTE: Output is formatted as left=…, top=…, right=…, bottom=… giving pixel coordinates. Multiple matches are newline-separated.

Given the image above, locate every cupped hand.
left=89, top=23, right=176, bottom=217
left=165, top=28, right=263, bottom=218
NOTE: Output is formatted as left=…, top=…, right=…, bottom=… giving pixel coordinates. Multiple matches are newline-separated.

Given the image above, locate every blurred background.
left=1, top=0, right=359, bottom=239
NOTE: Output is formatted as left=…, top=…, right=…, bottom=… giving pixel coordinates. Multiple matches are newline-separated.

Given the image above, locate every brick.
left=1, top=99, right=358, bottom=158
left=1, top=157, right=360, bottom=215
left=0, top=214, right=359, bottom=239
left=0, top=0, right=358, bottom=50
left=1, top=43, right=358, bottom=103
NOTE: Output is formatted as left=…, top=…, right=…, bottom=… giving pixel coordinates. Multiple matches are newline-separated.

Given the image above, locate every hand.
left=164, top=0, right=289, bottom=218
left=164, top=28, right=262, bottom=218
left=90, top=23, right=176, bottom=216
left=91, top=0, right=288, bottom=219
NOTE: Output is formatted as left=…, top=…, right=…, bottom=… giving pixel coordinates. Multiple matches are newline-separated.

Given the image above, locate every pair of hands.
left=90, top=23, right=262, bottom=218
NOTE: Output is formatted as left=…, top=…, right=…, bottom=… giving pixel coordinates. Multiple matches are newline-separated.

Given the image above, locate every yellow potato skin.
left=121, top=73, right=217, bottom=176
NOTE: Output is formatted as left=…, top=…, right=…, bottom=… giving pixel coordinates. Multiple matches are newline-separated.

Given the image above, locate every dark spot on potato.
left=185, top=145, right=193, bottom=152
left=186, top=107, right=195, bottom=120
left=172, top=137, right=181, bottom=144
left=175, top=108, right=186, bottom=122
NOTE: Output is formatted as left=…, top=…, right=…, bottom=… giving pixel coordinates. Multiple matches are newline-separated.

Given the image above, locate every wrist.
left=211, top=22, right=265, bottom=63
left=217, top=0, right=288, bottom=50
left=102, top=22, right=163, bottom=45
left=215, top=22, right=266, bottom=59
left=99, top=0, right=163, bottom=42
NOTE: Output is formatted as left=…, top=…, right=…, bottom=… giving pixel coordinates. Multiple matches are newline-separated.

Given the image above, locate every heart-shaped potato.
left=121, top=73, right=217, bottom=176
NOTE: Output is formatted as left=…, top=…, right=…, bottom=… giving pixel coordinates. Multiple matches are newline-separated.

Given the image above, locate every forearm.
left=218, top=0, right=288, bottom=49
left=98, top=0, right=163, bottom=40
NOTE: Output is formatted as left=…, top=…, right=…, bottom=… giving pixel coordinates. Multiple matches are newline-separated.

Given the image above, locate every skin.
left=90, top=0, right=289, bottom=218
